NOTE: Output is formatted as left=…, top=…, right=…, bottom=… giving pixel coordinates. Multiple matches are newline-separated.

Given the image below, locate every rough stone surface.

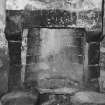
left=5, top=1, right=103, bottom=93
left=71, top=91, right=105, bottom=105
left=0, top=0, right=9, bottom=96
left=1, top=91, right=38, bottom=105
left=37, top=93, right=71, bottom=105
left=6, top=0, right=102, bottom=10
left=25, top=28, right=85, bottom=91
left=0, top=1, right=104, bottom=105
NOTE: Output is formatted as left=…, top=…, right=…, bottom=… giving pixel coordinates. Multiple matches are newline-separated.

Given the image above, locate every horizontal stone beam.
left=6, top=9, right=102, bottom=33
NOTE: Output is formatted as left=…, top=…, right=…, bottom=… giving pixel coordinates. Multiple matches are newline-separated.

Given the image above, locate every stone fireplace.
left=5, top=6, right=103, bottom=92
left=0, top=0, right=104, bottom=105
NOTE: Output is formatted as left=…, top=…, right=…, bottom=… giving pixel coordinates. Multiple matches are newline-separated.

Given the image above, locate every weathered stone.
left=1, top=91, right=38, bottom=105
left=6, top=9, right=102, bottom=30
left=6, top=0, right=102, bottom=11
left=5, top=32, right=22, bottom=91
left=71, top=91, right=105, bottom=105
left=5, top=0, right=103, bottom=94
left=25, top=28, right=85, bottom=91
left=37, top=93, right=71, bottom=105
left=0, top=0, right=9, bottom=96
left=0, top=48, right=9, bottom=95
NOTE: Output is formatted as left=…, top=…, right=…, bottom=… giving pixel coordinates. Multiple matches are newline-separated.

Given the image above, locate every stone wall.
left=0, top=0, right=9, bottom=95
left=0, top=0, right=104, bottom=94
